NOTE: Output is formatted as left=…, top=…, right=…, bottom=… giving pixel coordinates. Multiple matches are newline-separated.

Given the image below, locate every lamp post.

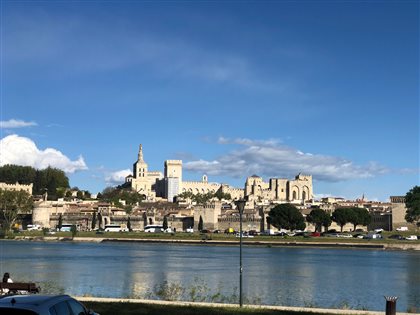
left=235, top=199, right=246, bottom=307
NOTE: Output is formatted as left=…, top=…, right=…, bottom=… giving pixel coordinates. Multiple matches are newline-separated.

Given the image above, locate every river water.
left=1, top=240, right=419, bottom=312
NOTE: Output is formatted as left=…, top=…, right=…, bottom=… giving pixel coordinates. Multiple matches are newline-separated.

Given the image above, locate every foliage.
left=306, top=207, right=331, bottom=232
left=347, top=207, right=371, bottom=231
left=142, top=212, right=147, bottom=227
left=332, top=208, right=352, bottom=232
left=0, top=189, right=33, bottom=230
left=405, top=186, right=420, bottom=226
left=100, top=187, right=145, bottom=206
left=178, top=190, right=232, bottom=204
left=58, top=213, right=63, bottom=230
left=0, top=165, right=70, bottom=199
left=70, top=224, right=77, bottom=239
left=91, top=212, right=97, bottom=230
left=198, top=215, right=204, bottom=231
left=267, top=204, right=306, bottom=231
left=97, top=212, right=103, bottom=229
left=332, top=207, right=371, bottom=231
left=214, top=190, right=232, bottom=201
left=163, top=216, right=168, bottom=230
left=127, top=216, right=132, bottom=232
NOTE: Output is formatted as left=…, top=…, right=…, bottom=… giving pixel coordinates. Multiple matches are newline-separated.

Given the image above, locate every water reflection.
left=0, top=241, right=418, bottom=311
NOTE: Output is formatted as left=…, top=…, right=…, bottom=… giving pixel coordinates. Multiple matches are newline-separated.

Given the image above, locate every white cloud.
left=105, top=169, right=132, bottom=185
left=0, top=119, right=37, bottom=128
left=0, top=134, right=87, bottom=173
left=184, top=137, right=389, bottom=182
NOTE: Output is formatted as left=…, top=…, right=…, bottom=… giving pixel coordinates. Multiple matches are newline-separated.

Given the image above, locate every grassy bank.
left=82, top=301, right=360, bottom=315
left=10, top=230, right=420, bottom=247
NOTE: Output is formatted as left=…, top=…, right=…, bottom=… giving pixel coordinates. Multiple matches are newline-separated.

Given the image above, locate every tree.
left=91, top=212, right=97, bottom=230
left=163, top=216, right=168, bottom=231
left=142, top=212, right=148, bottom=228
left=127, top=216, right=132, bottom=232
left=405, top=186, right=420, bottom=227
left=97, top=212, right=103, bottom=229
left=306, top=208, right=331, bottom=232
left=58, top=213, right=63, bottom=231
left=0, top=189, right=33, bottom=231
left=70, top=224, right=77, bottom=239
left=0, top=164, right=70, bottom=199
left=348, top=207, right=371, bottom=231
left=198, top=215, right=204, bottom=232
left=267, top=204, right=306, bottom=231
left=332, top=208, right=352, bottom=232
left=76, top=190, right=84, bottom=200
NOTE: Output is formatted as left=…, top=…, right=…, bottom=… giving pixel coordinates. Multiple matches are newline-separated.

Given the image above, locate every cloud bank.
left=0, top=134, right=87, bottom=173
left=184, top=137, right=388, bottom=182
left=0, top=119, right=37, bottom=128
left=105, top=169, right=132, bottom=185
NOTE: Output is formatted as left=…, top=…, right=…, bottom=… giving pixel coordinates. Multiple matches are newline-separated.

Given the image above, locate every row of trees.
left=268, top=204, right=372, bottom=232
left=0, top=164, right=70, bottom=199
left=178, top=190, right=232, bottom=204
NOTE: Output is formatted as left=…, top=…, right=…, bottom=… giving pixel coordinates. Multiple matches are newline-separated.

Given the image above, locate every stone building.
left=0, top=182, right=33, bottom=195
left=124, top=144, right=313, bottom=205
left=245, top=174, right=313, bottom=204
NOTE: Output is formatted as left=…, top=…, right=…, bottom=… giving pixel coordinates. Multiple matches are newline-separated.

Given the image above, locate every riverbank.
left=12, top=235, right=420, bottom=250
left=78, top=297, right=414, bottom=315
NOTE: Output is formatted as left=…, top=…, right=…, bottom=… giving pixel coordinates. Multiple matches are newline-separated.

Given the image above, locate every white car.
left=396, top=226, right=408, bottom=231
left=405, top=235, right=418, bottom=241
left=27, top=224, right=42, bottom=231
left=374, top=228, right=384, bottom=233
left=0, top=294, right=100, bottom=315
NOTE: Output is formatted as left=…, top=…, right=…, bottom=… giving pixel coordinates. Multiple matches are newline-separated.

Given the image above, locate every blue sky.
left=0, top=0, right=418, bottom=201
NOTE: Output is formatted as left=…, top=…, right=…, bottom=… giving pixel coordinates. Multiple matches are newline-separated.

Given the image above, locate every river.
left=1, top=240, right=419, bottom=312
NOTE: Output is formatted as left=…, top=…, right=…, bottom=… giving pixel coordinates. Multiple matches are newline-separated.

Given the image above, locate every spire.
left=138, top=144, right=144, bottom=162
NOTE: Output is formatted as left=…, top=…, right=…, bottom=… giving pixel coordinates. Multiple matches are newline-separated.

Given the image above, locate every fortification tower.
left=164, top=160, right=182, bottom=184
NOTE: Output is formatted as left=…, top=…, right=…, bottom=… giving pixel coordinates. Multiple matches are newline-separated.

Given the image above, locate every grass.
left=10, top=230, right=419, bottom=245
left=82, top=301, right=348, bottom=315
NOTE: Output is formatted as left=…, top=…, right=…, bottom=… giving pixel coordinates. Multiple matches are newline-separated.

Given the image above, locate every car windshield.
left=0, top=308, right=38, bottom=315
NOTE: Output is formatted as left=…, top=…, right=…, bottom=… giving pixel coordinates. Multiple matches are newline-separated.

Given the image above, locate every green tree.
left=76, top=190, right=84, bottom=199
left=267, top=204, right=306, bottom=231
left=58, top=213, right=63, bottom=231
left=348, top=207, right=371, bottom=231
left=306, top=208, right=331, bottom=232
left=127, top=216, right=132, bottom=232
left=198, top=215, right=204, bottom=232
left=405, top=186, right=420, bottom=227
left=142, top=212, right=148, bottom=228
left=91, top=212, right=97, bottom=230
left=214, top=190, right=232, bottom=201
left=0, top=165, right=70, bottom=199
left=0, top=189, right=33, bottom=231
left=163, top=216, right=168, bottom=231
left=332, top=208, right=352, bottom=232
left=97, top=212, right=103, bottom=229
left=70, top=224, right=77, bottom=239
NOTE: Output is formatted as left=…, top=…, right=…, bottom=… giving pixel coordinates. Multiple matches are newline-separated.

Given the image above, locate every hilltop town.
left=0, top=145, right=413, bottom=233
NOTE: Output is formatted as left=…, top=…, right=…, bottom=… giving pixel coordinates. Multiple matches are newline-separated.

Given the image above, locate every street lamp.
left=235, top=198, right=246, bottom=307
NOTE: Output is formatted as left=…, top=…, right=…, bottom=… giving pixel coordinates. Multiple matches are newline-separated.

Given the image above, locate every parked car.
left=388, top=234, right=404, bottom=240
left=27, top=224, right=42, bottom=231
left=405, top=235, right=418, bottom=241
left=185, top=227, right=194, bottom=233
left=337, top=233, right=353, bottom=238
left=396, top=226, right=408, bottom=232
left=0, top=294, right=100, bottom=315
left=374, top=228, right=384, bottom=233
